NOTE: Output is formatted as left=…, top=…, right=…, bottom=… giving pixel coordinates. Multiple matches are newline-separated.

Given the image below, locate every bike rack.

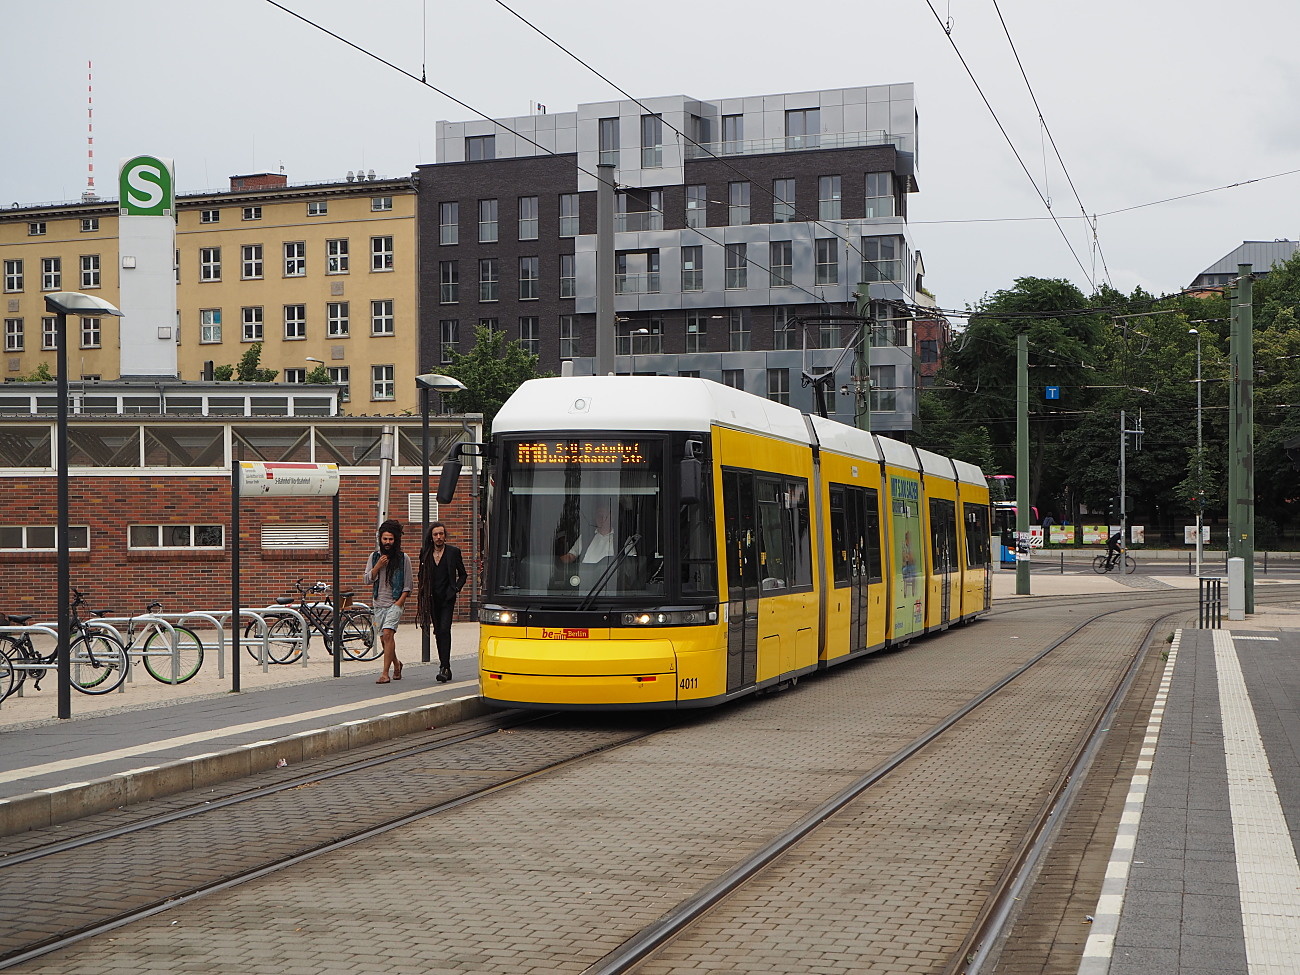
left=85, top=615, right=176, bottom=685
left=0, top=622, right=132, bottom=708
left=203, top=607, right=309, bottom=673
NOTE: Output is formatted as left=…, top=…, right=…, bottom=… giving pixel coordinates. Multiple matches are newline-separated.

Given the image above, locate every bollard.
left=1227, top=557, right=1245, bottom=621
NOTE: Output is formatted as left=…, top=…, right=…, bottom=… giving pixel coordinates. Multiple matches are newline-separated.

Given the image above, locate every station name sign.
left=238, top=462, right=340, bottom=498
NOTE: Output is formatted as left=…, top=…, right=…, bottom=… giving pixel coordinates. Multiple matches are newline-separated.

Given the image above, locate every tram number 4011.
left=678, top=677, right=699, bottom=690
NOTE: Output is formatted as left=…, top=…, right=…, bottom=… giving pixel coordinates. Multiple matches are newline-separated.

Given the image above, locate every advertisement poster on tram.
left=890, top=475, right=923, bottom=639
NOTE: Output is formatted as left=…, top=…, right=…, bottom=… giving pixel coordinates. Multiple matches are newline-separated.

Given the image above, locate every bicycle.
left=87, top=599, right=204, bottom=684
left=244, top=579, right=377, bottom=665
left=1092, top=551, right=1136, bottom=574
left=0, top=591, right=130, bottom=699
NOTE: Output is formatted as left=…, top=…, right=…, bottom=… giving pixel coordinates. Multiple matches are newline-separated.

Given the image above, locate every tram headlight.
left=479, top=607, right=520, bottom=625
left=620, top=609, right=712, bottom=627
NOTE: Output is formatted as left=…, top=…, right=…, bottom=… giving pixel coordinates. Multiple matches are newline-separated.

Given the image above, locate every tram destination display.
left=513, top=440, right=648, bottom=466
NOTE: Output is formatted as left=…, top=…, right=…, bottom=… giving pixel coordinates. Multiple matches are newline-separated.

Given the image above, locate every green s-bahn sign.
left=119, top=155, right=174, bottom=216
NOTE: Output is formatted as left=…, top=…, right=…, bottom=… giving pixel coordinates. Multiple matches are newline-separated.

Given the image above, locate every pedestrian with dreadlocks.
left=364, top=518, right=412, bottom=684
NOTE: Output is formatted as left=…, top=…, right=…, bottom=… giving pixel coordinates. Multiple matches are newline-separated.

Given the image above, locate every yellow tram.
left=465, top=376, right=991, bottom=710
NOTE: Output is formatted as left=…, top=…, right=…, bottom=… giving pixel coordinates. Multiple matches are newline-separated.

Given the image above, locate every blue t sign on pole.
left=1045, top=386, right=1060, bottom=401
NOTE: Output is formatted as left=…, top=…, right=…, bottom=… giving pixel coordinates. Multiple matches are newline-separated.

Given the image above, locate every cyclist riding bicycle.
left=1105, top=531, right=1123, bottom=569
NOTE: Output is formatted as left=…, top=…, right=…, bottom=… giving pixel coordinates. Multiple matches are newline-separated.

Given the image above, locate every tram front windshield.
left=494, top=437, right=665, bottom=602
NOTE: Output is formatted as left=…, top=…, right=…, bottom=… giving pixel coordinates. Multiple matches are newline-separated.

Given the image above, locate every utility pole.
left=1119, top=410, right=1142, bottom=551
left=595, top=162, right=616, bottom=376
left=1228, top=264, right=1255, bottom=611
left=1016, top=332, right=1030, bottom=595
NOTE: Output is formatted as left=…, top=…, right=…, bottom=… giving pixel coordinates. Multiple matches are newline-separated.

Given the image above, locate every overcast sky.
left=5, top=0, right=1298, bottom=314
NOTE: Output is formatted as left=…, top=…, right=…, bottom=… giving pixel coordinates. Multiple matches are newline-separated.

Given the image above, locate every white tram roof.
left=495, top=376, right=810, bottom=443
left=496, top=377, right=987, bottom=488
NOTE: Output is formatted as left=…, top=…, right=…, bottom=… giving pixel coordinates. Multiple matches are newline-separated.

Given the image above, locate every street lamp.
left=1189, top=328, right=1203, bottom=577
left=415, top=373, right=466, bottom=663
left=630, top=327, right=649, bottom=375
left=44, top=292, right=123, bottom=720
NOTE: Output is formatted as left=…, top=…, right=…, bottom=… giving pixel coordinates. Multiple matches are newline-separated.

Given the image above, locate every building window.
left=686, top=312, right=707, bottom=353
left=4, top=259, right=23, bottom=292
left=818, top=175, right=841, bottom=220
left=200, top=309, right=222, bottom=344
left=870, top=363, right=897, bottom=412
left=439, top=261, right=459, bottom=303
left=725, top=243, right=747, bottom=290
left=559, top=253, right=576, bottom=298
left=325, top=239, right=349, bottom=274
left=307, top=201, right=328, bottom=217
left=4, top=318, right=23, bottom=352
left=242, top=206, right=262, bottom=221
left=79, top=254, right=100, bottom=289
left=327, top=301, right=350, bottom=337
left=685, top=185, right=707, bottom=228
left=129, top=524, right=224, bottom=550
left=722, top=114, right=743, bottom=153
left=681, top=245, right=703, bottom=292
left=773, top=307, right=796, bottom=351
left=773, top=179, right=796, bottom=223
left=559, top=194, right=579, bottom=236
left=439, top=319, right=459, bottom=364
left=371, top=299, right=394, bottom=336
left=284, top=304, right=306, bottom=340
left=767, top=368, right=790, bottom=405
left=866, top=172, right=895, bottom=218
left=729, top=308, right=751, bottom=351
left=371, top=364, right=395, bottom=401
left=41, top=257, right=61, bottom=291
left=721, top=368, right=744, bottom=390
left=439, top=201, right=459, bottom=244
left=819, top=321, right=840, bottom=349
left=371, top=196, right=393, bottom=211
left=241, top=244, right=263, bottom=279
left=479, top=258, right=499, bottom=302
left=81, top=217, right=99, bottom=232
left=861, top=236, right=900, bottom=282
left=816, top=238, right=839, bottom=285
left=200, top=209, right=220, bottom=223
left=479, top=317, right=500, bottom=333
left=728, top=181, right=750, bottom=226
left=242, top=306, right=264, bottom=342
left=518, top=256, right=539, bottom=300
left=466, top=135, right=495, bottom=161
left=920, top=339, right=939, bottom=364
left=518, top=196, right=538, bottom=240
left=328, top=366, right=350, bottom=402
left=42, top=317, right=57, bottom=350
left=599, top=117, right=619, bottom=166
left=0, top=525, right=89, bottom=552
left=284, top=241, right=306, bottom=276
left=199, top=247, right=221, bottom=282
left=28, top=222, right=46, bottom=237
left=641, top=114, right=663, bottom=168
left=770, top=241, right=793, bottom=287
left=80, top=316, right=101, bottom=349
left=786, top=108, right=820, bottom=149
left=478, top=199, right=498, bottom=243
left=370, top=235, right=394, bottom=271
left=283, top=368, right=306, bottom=384
left=519, top=316, right=539, bottom=355
left=559, top=315, right=578, bottom=359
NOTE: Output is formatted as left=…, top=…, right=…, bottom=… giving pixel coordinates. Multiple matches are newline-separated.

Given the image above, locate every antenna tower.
left=82, top=61, right=99, bottom=203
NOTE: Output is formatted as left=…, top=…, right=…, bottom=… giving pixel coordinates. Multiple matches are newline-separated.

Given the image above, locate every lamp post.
left=415, top=373, right=466, bottom=663
left=1189, top=328, right=1203, bottom=578
left=44, top=292, right=123, bottom=720
left=630, top=327, right=649, bottom=375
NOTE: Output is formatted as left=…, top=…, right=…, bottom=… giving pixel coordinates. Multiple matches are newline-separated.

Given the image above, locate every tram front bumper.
left=481, top=636, right=677, bottom=706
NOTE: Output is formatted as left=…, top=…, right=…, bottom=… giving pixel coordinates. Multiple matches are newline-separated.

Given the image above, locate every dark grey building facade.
left=416, top=86, right=924, bottom=430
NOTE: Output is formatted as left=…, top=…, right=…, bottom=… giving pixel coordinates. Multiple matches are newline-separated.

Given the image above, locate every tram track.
left=4, top=585, right=1297, bottom=973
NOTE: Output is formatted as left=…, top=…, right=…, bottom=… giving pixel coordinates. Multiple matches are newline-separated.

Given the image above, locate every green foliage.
left=14, top=361, right=54, bottom=381
left=437, top=325, right=551, bottom=433
left=305, top=364, right=331, bottom=384
left=234, top=343, right=278, bottom=382
left=212, top=364, right=234, bottom=381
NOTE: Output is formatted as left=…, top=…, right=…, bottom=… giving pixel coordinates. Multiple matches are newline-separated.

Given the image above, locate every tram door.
left=722, top=469, right=759, bottom=692
left=929, top=498, right=957, bottom=625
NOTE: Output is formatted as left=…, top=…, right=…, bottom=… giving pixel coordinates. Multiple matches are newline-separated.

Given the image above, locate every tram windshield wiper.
left=577, top=534, right=642, bottom=611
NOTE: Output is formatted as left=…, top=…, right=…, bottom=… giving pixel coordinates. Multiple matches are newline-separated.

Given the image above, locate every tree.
left=233, top=343, right=278, bottom=382
left=14, top=362, right=54, bottom=381
left=438, top=325, right=551, bottom=433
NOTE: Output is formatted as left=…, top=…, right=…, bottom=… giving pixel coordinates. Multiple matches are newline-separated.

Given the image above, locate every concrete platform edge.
left=0, top=693, right=490, bottom=836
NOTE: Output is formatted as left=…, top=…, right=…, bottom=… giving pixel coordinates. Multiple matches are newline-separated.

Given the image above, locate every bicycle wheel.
left=0, top=636, right=33, bottom=695
left=244, top=615, right=309, bottom=663
left=340, top=610, right=379, bottom=661
left=142, top=626, right=204, bottom=683
left=1123, top=554, right=1137, bottom=575
left=1091, top=555, right=1109, bottom=574
left=69, top=633, right=129, bottom=694
left=0, top=643, right=15, bottom=702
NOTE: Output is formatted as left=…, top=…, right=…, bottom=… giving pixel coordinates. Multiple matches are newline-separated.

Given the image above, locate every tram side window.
left=680, top=463, right=717, bottom=596
left=756, top=478, right=789, bottom=589
left=723, top=469, right=759, bottom=597
left=964, top=502, right=991, bottom=566
left=929, top=498, right=957, bottom=574
left=786, top=479, right=813, bottom=588
left=830, top=487, right=849, bottom=586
